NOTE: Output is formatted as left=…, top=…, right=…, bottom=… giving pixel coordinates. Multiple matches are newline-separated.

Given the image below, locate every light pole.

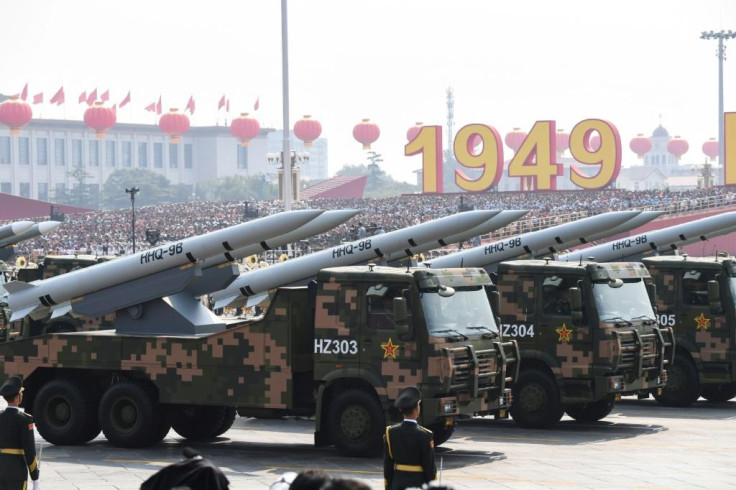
left=125, top=186, right=140, bottom=253
left=281, top=0, right=292, bottom=211
left=267, top=151, right=309, bottom=202
left=700, top=29, right=736, bottom=167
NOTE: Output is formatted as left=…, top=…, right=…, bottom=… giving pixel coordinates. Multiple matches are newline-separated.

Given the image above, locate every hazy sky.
left=2, top=0, right=734, bottom=183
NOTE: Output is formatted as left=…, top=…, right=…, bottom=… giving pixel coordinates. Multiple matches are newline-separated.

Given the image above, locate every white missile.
left=533, top=211, right=665, bottom=257
left=426, top=211, right=641, bottom=269
left=211, top=210, right=499, bottom=308
left=199, top=209, right=359, bottom=268
left=0, top=221, right=61, bottom=249
left=4, top=210, right=324, bottom=321
left=381, top=210, right=529, bottom=263
left=0, top=221, right=34, bottom=242
left=557, top=211, right=736, bottom=263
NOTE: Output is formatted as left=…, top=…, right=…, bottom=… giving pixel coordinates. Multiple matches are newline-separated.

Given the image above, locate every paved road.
left=28, top=397, right=736, bottom=489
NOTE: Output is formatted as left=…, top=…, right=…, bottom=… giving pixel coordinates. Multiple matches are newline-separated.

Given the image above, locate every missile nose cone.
left=37, top=221, right=62, bottom=235
left=10, top=221, right=34, bottom=235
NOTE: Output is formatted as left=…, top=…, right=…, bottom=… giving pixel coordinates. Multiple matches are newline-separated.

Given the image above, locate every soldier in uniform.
left=0, top=376, right=39, bottom=490
left=383, top=387, right=436, bottom=490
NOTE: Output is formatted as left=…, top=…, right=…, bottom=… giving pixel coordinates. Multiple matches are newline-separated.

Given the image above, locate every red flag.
left=100, top=90, right=109, bottom=102
left=87, top=88, right=97, bottom=106
left=156, top=96, right=162, bottom=115
left=78, top=91, right=87, bottom=104
left=185, top=95, right=195, bottom=114
left=254, top=97, right=259, bottom=111
left=119, top=91, right=131, bottom=108
left=32, top=93, right=43, bottom=105
left=217, top=95, right=226, bottom=110
left=226, top=98, right=230, bottom=112
left=144, top=102, right=156, bottom=112
left=20, top=83, right=28, bottom=101
left=49, top=86, right=65, bottom=105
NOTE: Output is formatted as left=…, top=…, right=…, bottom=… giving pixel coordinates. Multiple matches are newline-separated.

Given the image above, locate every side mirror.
left=569, top=287, right=583, bottom=322
left=708, top=280, right=723, bottom=313
left=394, top=297, right=409, bottom=335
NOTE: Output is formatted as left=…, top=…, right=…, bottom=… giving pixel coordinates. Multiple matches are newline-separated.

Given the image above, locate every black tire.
left=170, top=405, right=233, bottom=440
left=33, top=378, right=99, bottom=445
left=215, top=407, right=237, bottom=437
left=98, top=380, right=164, bottom=448
left=425, top=421, right=455, bottom=447
left=655, top=356, right=700, bottom=407
left=510, top=370, right=564, bottom=429
left=700, top=383, right=736, bottom=403
left=328, top=389, right=385, bottom=457
left=565, top=395, right=615, bottom=423
left=42, top=322, right=76, bottom=334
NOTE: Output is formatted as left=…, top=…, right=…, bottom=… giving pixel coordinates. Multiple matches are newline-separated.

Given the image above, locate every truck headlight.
left=442, top=400, right=456, bottom=414
left=609, top=376, right=625, bottom=391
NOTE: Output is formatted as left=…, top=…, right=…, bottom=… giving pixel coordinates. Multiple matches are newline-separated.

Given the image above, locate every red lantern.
left=230, top=113, right=260, bottom=147
left=667, top=136, right=689, bottom=161
left=703, top=138, right=719, bottom=161
left=629, top=134, right=652, bottom=159
left=84, top=102, right=116, bottom=139
left=353, top=118, right=380, bottom=150
left=504, top=128, right=527, bottom=152
left=293, top=115, right=321, bottom=148
left=556, top=129, right=570, bottom=157
left=159, top=108, right=190, bottom=144
left=407, top=122, right=423, bottom=142
left=0, top=95, right=32, bottom=135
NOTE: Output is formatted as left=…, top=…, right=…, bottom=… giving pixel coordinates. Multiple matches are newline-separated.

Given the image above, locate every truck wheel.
left=215, top=407, right=237, bottom=437
left=655, top=357, right=700, bottom=407
left=510, top=370, right=564, bottom=429
left=328, top=389, right=385, bottom=457
left=565, top=395, right=615, bottom=423
left=170, top=405, right=232, bottom=440
left=425, top=422, right=455, bottom=447
left=33, top=379, right=99, bottom=445
left=99, top=380, right=164, bottom=448
left=700, top=383, right=736, bottom=403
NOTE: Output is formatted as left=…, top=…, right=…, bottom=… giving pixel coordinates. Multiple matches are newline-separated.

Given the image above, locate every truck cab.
left=495, top=259, right=674, bottom=428
left=642, top=255, right=736, bottom=406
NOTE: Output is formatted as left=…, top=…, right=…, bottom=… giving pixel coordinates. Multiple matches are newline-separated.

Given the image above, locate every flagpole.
left=281, top=0, right=292, bottom=212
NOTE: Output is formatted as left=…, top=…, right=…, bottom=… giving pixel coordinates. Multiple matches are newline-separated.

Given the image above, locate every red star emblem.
left=556, top=323, right=573, bottom=343
left=694, top=312, right=710, bottom=331
left=381, top=337, right=399, bottom=359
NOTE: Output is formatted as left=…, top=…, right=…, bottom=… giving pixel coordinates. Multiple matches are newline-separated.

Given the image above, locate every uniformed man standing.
left=0, top=376, right=39, bottom=490
left=383, top=387, right=436, bottom=490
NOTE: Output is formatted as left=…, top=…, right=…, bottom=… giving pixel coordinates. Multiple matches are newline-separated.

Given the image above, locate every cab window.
left=682, top=270, right=717, bottom=306
left=543, top=275, right=573, bottom=315
left=366, top=284, right=410, bottom=330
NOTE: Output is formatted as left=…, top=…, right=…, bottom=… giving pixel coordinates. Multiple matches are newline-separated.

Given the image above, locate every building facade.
left=0, top=118, right=329, bottom=204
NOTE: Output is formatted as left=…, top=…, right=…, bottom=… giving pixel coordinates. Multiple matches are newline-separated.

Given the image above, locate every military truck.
left=0, top=255, right=116, bottom=340
left=642, top=255, right=736, bottom=406
left=0, top=264, right=519, bottom=457
left=494, top=259, right=674, bottom=428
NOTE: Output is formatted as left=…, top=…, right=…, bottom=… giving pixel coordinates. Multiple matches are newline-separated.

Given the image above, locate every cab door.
left=313, top=282, right=362, bottom=370
left=679, top=269, right=729, bottom=365
left=363, top=283, right=422, bottom=396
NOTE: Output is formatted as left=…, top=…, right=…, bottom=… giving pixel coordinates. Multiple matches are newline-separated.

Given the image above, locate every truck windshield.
left=420, top=286, right=499, bottom=337
left=593, top=279, right=656, bottom=322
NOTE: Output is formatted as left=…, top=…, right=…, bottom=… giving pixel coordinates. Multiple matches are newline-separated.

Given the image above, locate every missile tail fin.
left=3, top=281, right=35, bottom=293
left=9, top=305, right=38, bottom=322
left=50, top=303, right=72, bottom=319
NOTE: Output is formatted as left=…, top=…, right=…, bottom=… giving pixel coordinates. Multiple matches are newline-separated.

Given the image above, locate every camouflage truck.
left=0, top=255, right=116, bottom=341
left=494, top=259, right=674, bottom=428
left=0, top=264, right=519, bottom=457
left=642, top=255, right=736, bottom=406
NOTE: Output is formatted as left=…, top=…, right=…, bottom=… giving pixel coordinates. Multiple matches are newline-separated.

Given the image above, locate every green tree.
left=196, top=174, right=278, bottom=201
left=100, top=168, right=177, bottom=209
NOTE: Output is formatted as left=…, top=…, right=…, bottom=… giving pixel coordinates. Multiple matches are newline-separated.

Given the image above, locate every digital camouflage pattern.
left=0, top=255, right=117, bottom=340
left=642, top=256, right=736, bottom=386
left=496, top=259, right=673, bottom=404
left=0, top=264, right=518, bottom=452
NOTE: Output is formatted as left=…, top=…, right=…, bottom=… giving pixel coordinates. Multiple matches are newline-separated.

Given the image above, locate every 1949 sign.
left=406, top=119, right=622, bottom=193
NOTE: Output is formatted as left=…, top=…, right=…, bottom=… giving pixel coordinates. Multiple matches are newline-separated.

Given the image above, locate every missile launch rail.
left=0, top=264, right=519, bottom=457
left=642, top=255, right=736, bottom=406
left=492, top=259, right=674, bottom=428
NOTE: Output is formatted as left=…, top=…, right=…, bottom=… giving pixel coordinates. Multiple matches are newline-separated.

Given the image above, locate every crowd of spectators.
left=8, top=187, right=736, bottom=261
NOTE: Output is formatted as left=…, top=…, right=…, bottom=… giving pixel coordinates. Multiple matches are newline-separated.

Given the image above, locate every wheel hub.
left=519, top=383, right=547, bottom=412
left=341, top=405, right=370, bottom=441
